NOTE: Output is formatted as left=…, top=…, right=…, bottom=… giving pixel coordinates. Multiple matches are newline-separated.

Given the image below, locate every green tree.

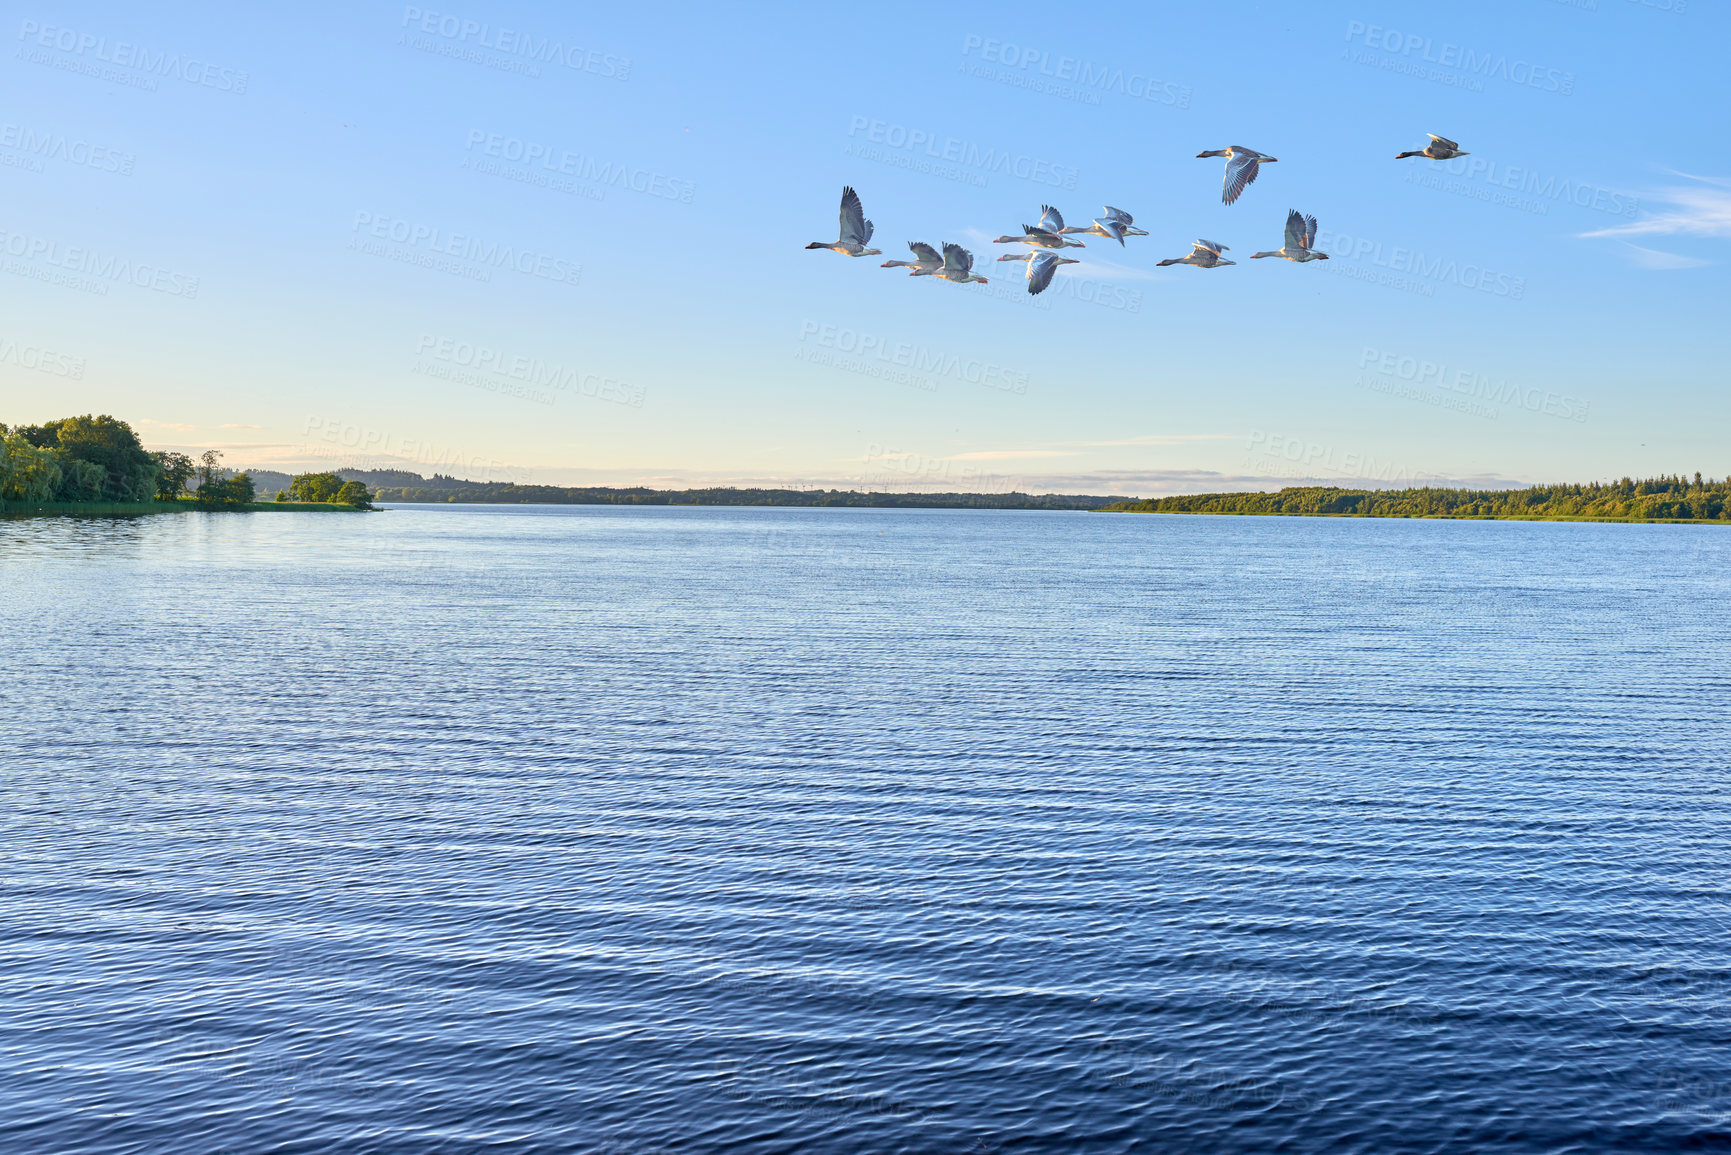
left=41, top=414, right=162, bottom=501
left=153, top=451, right=196, bottom=501
left=0, top=428, right=63, bottom=500
left=54, top=457, right=107, bottom=501
left=198, top=449, right=223, bottom=488
left=334, top=480, right=374, bottom=509
left=286, top=471, right=344, bottom=503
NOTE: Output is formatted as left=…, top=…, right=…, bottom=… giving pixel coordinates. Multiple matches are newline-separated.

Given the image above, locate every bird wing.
left=1428, top=134, right=1459, bottom=150
left=839, top=186, right=868, bottom=245
left=1195, top=239, right=1226, bottom=254
left=1094, top=217, right=1126, bottom=244
left=942, top=242, right=974, bottom=274
left=908, top=241, right=941, bottom=265
left=1222, top=153, right=1261, bottom=204
left=1027, top=252, right=1061, bottom=295
left=1102, top=205, right=1133, bottom=225
left=1283, top=209, right=1304, bottom=251
left=1040, top=205, right=1066, bottom=234
left=1300, top=213, right=1319, bottom=250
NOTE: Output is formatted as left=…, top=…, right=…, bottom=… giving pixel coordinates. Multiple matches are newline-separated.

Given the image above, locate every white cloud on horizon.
left=1581, top=173, right=1731, bottom=252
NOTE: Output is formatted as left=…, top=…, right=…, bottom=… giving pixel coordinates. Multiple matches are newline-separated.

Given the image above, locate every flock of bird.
left=806, top=134, right=1469, bottom=295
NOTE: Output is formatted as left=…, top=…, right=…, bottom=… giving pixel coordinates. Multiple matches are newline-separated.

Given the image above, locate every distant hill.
left=311, top=469, right=1131, bottom=510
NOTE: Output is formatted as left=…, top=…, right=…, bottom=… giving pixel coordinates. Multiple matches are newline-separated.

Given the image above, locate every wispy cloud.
left=1063, top=433, right=1239, bottom=448
left=1617, top=242, right=1711, bottom=270
left=220, top=423, right=264, bottom=429
left=951, top=448, right=1074, bottom=460
left=1581, top=172, right=1731, bottom=244
left=949, top=434, right=1237, bottom=460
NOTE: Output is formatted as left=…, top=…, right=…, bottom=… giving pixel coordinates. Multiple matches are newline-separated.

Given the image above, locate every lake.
left=4, top=505, right=1729, bottom=1153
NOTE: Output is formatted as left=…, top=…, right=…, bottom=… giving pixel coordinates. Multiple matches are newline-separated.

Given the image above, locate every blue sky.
left=2, top=0, right=1725, bottom=495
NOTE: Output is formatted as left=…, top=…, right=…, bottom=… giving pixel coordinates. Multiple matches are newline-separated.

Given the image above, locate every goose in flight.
left=1396, top=134, right=1468, bottom=160
left=1100, top=206, right=1148, bottom=236
left=1038, top=205, right=1072, bottom=235
left=806, top=186, right=881, bottom=256
left=935, top=242, right=989, bottom=284
left=1157, top=239, right=1234, bottom=268
left=881, top=241, right=944, bottom=275
left=1069, top=217, right=1129, bottom=246
left=992, top=225, right=1085, bottom=249
left=1196, top=146, right=1277, bottom=205
left=997, top=250, right=1079, bottom=294
left=1251, top=210, right=1330, bottom=262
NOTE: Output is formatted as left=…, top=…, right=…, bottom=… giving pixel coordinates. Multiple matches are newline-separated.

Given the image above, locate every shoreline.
left=1096, top=508, right=1730, bottom=525
left=1, top=500, right=368, bottom=517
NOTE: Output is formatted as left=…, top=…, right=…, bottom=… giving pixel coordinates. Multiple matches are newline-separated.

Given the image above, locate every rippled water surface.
left=5, top=505, right=1731, bottom=1153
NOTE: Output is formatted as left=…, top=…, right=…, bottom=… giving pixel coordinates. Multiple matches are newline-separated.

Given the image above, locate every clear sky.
left=2, top=0, right=1725, bottom=496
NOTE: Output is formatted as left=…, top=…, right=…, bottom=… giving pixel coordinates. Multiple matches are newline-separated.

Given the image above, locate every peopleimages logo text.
left=0, top=227, right=199, bottom=297
left=846, top=116, right=1078, bottom=190
left=351, top=212, right=581, bottom=285
left=1317, top=229, right=1525, bottom=299
left=400, top=7, right=629, bottom=79
left=960, top=35, right=1191, bottom=107
left=17, top=20, right=249, bottom=93
left=1359, top=347, right=1588, bottom=421
left=463, top=131, right=694, bottom=202
left=1344, top=21, right=1573, bottom=94
left=0, top=335, right=84, bottom=378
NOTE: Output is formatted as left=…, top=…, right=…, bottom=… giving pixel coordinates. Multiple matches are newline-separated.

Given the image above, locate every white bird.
left=935, top=243, right=989, bottom=284
left=1196, top=146, right=1277, bottom=205
left=1251, top=210, right=1330, bottom=262
left=996, top=250, right=1079, bottom=294
left=1157, top=239, right=1235, bottom=268
left=1100, top=206, right=1148, bottom=236
left=1397, top=133, right=1468, bottom=160
left=806, top=186, right=881, bottom=256
left=1069, top=217, right=1129, bottom=246
left=992, top=225, right=1085, bottom=250
left=881, top=241, right=944, bottom=275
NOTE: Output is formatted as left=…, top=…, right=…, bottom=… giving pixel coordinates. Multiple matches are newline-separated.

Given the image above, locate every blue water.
left=4, top=505, right=1731, bottom=1153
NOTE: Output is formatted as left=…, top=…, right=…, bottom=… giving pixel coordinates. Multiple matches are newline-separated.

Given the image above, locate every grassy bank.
left=1099, top=480, right=1731, bottom=523
left=2, top=499, right=367, bottom=517
left=1103, top=508, right=1728, bottom=525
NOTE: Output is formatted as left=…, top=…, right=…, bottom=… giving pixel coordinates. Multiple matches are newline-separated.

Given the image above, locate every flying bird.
left=1196, top=146, right=1277, bottom=205
left=996, top=250, right=1079, bottom=294
left=992, top=225, right=1085, bottom=250
left=1396, top=133, right=1469, bottom=160
left=806, top=186, right=881, bottom=256
left=1251, top=210, right=1330, bottom=262
left=1038, top=205, right=1072, bottom=235
left=881, top=241, right=944, bottom=275
left=1157, top=239, right=1235, bottom=268
left=1100, top=206, right=1148, bottom=236
left=935, top=242, right=989, bottom=284
left=1069, top=217, right=1129, bottom=246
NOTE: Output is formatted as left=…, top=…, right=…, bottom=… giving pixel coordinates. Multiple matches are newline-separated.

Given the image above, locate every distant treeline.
left=351, top=470, right=1129, bottom=510
left=1101, top=477, right=1731, bottom=521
